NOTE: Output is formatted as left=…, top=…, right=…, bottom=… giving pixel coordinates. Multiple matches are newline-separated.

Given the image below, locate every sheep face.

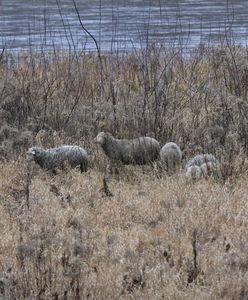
left=95, top=132, right=107, bottom=145
left=26, top=147, right=43, bottom=161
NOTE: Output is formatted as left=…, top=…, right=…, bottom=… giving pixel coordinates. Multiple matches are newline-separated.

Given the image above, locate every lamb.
left=159, top=142, right=182, bottom=174
left=185, top=154, right=222, bottom=182
left=26, top=145, right=88, bottom=173
left=95, top=132, right=160, bottom=165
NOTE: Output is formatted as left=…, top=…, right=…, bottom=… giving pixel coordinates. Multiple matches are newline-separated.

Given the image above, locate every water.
left=0, top=0, right=248, bottom=52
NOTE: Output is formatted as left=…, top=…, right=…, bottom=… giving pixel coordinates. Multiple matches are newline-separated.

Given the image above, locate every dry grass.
left=1, top=42, right=248, bottom=298
left=0, top=160, right=248, bottom=299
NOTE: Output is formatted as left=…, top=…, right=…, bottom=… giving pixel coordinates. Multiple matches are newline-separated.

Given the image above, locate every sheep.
left=185, top=154, right=222, bottom=182
left=26, top=145, right=88, bottom=173
left=159, top=142, right=182, bottom=174
left=95, top=132, right=160, bottom=165
left=185, top=153, right=218, bottom=170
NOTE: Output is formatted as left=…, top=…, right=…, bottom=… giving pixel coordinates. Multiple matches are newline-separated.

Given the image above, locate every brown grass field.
left=1, top=42, right=248, bottom=299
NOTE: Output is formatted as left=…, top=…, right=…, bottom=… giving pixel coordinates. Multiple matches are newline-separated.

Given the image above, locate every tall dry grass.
left=0, top=161, right=248, bottom=299
left=1, top=41, right=248, bottom=298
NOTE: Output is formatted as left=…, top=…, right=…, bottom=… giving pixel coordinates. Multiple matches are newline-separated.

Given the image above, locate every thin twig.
left=72, top=0, right=103, bottom=88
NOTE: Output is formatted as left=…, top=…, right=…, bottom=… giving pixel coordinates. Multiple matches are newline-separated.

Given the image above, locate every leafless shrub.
left=0, top=41, right=248, bottom=179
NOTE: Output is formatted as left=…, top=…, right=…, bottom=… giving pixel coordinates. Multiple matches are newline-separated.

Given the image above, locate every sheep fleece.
left=159, top=142, right=182, bottom=171
left=27, top=145, right=88, bottom=172
left=185, top=153, right=218, bottom=169
left=97, top=133, right=160, bottom=164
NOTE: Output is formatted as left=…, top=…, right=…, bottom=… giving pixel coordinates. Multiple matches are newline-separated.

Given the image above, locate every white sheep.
left=159, top=142, right=182, bottom=174
left=95, top=132, right=160, bottom=165
left=185, top=153, right=218, bottom=169
left=26, top=145, right=88, bottom=173
left=185, top=154, right=221, bottom=182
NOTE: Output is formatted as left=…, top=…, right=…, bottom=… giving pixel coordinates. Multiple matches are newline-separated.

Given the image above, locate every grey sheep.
left=26, top=145, right=88, bottom=173
left=185, top=154, right=222, bottom=182
left=95, top=132, right=160, bottom=165
left=185, top=153, right=218, bottom=169
left=159, top=142, right=182, bottom=174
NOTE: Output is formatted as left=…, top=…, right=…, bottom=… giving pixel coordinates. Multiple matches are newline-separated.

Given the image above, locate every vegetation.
left=1, top=40, right=248, bottom=298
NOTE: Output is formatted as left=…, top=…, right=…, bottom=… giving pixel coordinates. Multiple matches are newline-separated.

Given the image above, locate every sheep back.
left=159, top=142, right=182, bottom=173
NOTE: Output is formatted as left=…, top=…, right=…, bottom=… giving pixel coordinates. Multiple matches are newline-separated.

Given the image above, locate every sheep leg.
left=80, top=161, right=88, bottom=173
left=101, top=175, right=114, bottom=197
left=106, top=160, right=120, bottom=175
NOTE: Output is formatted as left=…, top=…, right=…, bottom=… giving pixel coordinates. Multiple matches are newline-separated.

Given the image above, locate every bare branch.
left=72, top=0, right=103, bottom=72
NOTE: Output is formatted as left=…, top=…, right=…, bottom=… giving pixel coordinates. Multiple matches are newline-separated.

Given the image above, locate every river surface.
left=0, top=0, right=248, bottom=52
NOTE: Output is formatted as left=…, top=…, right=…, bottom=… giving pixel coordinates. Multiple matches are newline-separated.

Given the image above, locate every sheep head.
left=95, top=132, right=112, bottom=146
left=26, top=147, right=44, bottom=161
